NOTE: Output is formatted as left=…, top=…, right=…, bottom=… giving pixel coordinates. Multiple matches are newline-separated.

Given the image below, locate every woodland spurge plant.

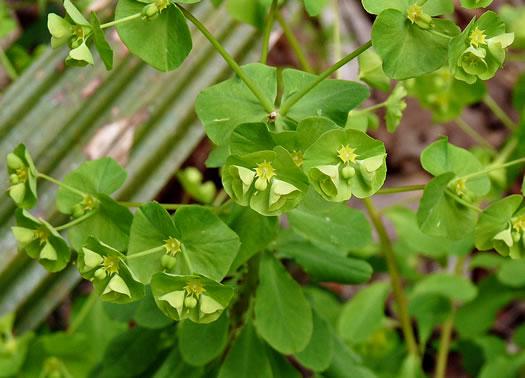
left=4, top=0, right=525, bottom=376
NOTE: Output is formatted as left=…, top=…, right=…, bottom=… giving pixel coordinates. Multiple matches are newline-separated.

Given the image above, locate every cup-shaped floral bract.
left=303, top=129, right=387, bottom=202
left=151, top=273, right=233, bottom=324
left=47, top=14, right=74, bottom=48
left=127, top=202, right=240, bottom=285
left=12, top=209, right=70, bottom=272
left=449, top=11, right=514, bottom=84
left=475, top=195, right=525, bottom=259
left=6, top=144, right=38, bottom=209
left=78, top=237, right=144, bottom=303
left=222, top=146, right=309, bottom=216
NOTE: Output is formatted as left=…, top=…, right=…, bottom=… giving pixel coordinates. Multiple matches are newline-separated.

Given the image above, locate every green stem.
left=118, top=201, right=190, bottom=210
left=460, top=157, right=525, bottom=182
left=275, top=10, right=314, bottom=74
left=362, top=101, right=388, bottom=112
left=456, top=118, right=496, bottom=155
left=38, top=173, right=87, bottom=197
left=126, top=245, right=165, bottom=260
left=492, top=138, right=518, bottom=167
left=378, top=194, right=421, bottom=215
left=429, top=29, right=453, bottom=40
left=68, top=290, right=98, bottom=334
left=0, top=47, right=18, bottom=80
left=445, top=190, right=483, bottom=212
left=279, top=40, right=372, bottom=115
left=376, top=184, right=426, bottom=195
left=362, top=197, right=419, bottom=358
left=178, top=5, right=275, bottom=113
left=212, top=189, right=228, bottom=207
left=260, top=0, right=278, bottom=64
left=100, top=13, right=142, bottom=29
left=333, top=0, right=342, bottom=79
left=55, top=210, right=98, bottom=231
left=434, top=256, right=466, bottom=378
left=483, top=94, right=517, bottom=131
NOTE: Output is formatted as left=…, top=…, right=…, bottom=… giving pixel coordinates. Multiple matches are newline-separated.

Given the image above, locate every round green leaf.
left=411, top=273, right=478, bottom=302
left=128, top=202, right=240, bottom=283
left=255, top=253, right=313, bottom=354
left=218, top=321, right=272, bottom=378
left=196, top=63, right=277, bottom=145
left=421, top=138, right=491, bottom=196
left=417, top=172, right=478, bottom=240
left=337, top=281, right=389, bottom=344
left=115, top=1, right=192, bottom=71
left=460, top=0, right=493, bottom=9
left=497, top=259, right=525, bottom=287
left=134, top=286, right=173, bottom=329
left=178, top=313, right=228, bottom=366
left=294, top=308, right=334, bottom=371
left=372, top=9, right=459, bottom=79
left=281, top=68, right=369, bottom=125
left=287, top=188, right=373, bottom=254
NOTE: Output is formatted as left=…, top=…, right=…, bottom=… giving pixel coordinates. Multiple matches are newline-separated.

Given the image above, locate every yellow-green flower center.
left=337, top=145, right=358, bottom=164
left=291, top=151, right=304, bottom=167
left=103, top=256, right=120, bottom=275
left=155, top=0, right=169, bottom=12
left=455, top=179, right=467, bottom=196
left=164, top=236, right=181, bottom=256
left=470, top=27, right=487, bottom=48
left=33, top=226, right=49, bottom=245
left=513, top=215, right=525, bottom=232
left=184, top=279, right=206, bottom=297
left=255, top=161, right=276, bottom=182
left=82, top=195, right=97, bottom=211
left=16, top=166, right=28, bottom=183
left=407, top=5, right=422, bottom=24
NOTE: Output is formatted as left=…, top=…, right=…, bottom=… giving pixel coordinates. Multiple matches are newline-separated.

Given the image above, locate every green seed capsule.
left=185, top=167, right=202, bottom=183
left=512, top=231, right=521, bottom=243
left=342, top=166, right=356, bottom=179
left=184, top=296, right=197, bottom=309
left=94, top=268, right=107, bottom=280
left=161, top=254, right=177, bottom=269
left=72, top=203, right=85, bottom=218
left=254, top=178, right=267, bottom=191
left=7, top=153, right=24, bottom=170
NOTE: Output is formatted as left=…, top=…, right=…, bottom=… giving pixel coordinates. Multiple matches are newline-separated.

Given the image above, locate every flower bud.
left=72, top=203, right=85, bottom=218
left=161, top=254, right=177, bottom=269
left=199, top=181, right=216, bottom=203
left=184, top=167, right=202, bottom=183
left=184, top=296, right=197, bottom=309
left=342, top=166, right=356, bottom=179
left=7, top=153, right=24, bottom=170
left=9, top=174, right=20, bottom=185
left=254, top=177, right=268, bottom=192
left=9, top=183, right=26, bottom=205
left=94, top=267, right=107, bottom=280
left=141, top=3, right=159, bottom=20
left=416, top=13, right=433, bottom=30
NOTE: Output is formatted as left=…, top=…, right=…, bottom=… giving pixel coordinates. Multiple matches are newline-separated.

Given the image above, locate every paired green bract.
left=6, top=144, right=38, bottom=209
left=13, top=210, right=70, bottom=272
left=475, top=195, right=525, bottom=259
left=366, top=0, right=459, bottom=79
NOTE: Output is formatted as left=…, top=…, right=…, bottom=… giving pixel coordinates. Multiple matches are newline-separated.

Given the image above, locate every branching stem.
left=38, top=173, right=87, bottom=198
left=275, top=10, right=314, bottom=74
left=483, top=93, right=517, bottom=131
left=279, top=40, right=372, bottom=115
left=376, top=185, right=426, bottom=195
left=260, top=0, right=278, bottom=64
left=362, top=197, right=419, bottom=358
left=100, top=13, right=141, bottom=29
left=178, top=5, right=275, bottom=113
left=55, top=210, right=98, bottom=231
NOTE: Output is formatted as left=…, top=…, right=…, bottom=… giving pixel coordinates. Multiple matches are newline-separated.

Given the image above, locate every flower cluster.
left=6, top=145, right=38, bottom=209
left=449, top=11, right=514, bottom=84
